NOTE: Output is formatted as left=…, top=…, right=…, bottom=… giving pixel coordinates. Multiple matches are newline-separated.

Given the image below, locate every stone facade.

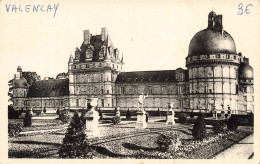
left=11, top=12, right=254, bottom=114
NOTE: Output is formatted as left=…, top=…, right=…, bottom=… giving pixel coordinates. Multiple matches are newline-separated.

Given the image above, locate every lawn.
left=8, top=116, right=253, bottom=159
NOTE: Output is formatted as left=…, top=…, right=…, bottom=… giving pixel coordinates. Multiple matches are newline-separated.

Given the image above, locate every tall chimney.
left=83, top=30, right=91, bottom=44
left=101, top=27, right=107, bottom=41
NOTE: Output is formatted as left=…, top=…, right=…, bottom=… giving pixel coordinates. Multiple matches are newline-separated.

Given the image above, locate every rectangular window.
left=148, top=86, right=152, bottom=94
left=243, top=96, right=247, bottom=101
left=107, top=90, right=109, bottom=94
left=101, top=74, right=103, bottom=82
left=121, top=87, right=125, bottom=94
left=76, top=99, right=79, bottom=107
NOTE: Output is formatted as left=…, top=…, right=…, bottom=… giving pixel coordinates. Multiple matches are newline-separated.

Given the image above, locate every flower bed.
left=8, top=117, right=253, bottom=159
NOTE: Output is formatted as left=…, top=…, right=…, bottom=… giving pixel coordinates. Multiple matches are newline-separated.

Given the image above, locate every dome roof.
left=12, top=77, right=29, bottom=88
left=238, top=63, right=253, bottom=79
left=188, top=29, right=237, bottom=56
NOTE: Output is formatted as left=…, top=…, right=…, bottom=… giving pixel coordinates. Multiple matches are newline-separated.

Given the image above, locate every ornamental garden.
left=8, top=98, right=254, bottom=159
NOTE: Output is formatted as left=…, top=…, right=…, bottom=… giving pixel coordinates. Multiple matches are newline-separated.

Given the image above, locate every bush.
left=157, top=133, right=179, bottom=152
left=56, top=109, right=60, bottom=115
left=8, top=123, right=22, bottom=137
left=192, top=116, right=206, bottom=140
left=190, top=112, right=194, bottom=118
left=126, top=108, right=131, bottom=119
left=248, top=112, right=254, bottom=126
left=213, top=121, right=227, bottom=134
left=23, top=111, right=32, bottom=127
left=111, top=116, right=121, bottom=125
left=146, top=112, right=149, bottom=122
left=179, top=113, right=187, bottom=124
left=8, top=105, right=19, bottom=119
left=59, top=112, right=92, bottom=158
left=99, top=109, right=103, bottom=120
left=59, top=113, right=71, bottom=124
left=157, top=108, right=161, bottom=116
left=226, top=116, right=238, bottom=131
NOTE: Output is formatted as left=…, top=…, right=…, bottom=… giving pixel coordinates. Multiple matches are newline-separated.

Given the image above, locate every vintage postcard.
left=0, top=0, right=259, bottom=163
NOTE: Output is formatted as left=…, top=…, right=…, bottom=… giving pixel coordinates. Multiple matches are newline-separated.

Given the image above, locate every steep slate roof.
left=115, top=70, right=188, bottom=83
left=27, top=79, right=69, bottom=97
left=79, top=35, right=116, bottom=62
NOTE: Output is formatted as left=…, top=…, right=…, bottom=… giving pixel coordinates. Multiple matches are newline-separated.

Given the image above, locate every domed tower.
left=237, top=56, right=254, bottom=113
left=186, top=11, right=242, bottom=113
left=12, top=66, right=29, bottom=110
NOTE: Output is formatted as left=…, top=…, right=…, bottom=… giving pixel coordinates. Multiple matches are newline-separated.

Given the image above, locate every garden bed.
left=8, top=117, right=253, bottom=159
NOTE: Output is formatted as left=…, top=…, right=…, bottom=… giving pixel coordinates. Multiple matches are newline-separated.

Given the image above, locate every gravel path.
left=213, top=134, right=254, bottom=159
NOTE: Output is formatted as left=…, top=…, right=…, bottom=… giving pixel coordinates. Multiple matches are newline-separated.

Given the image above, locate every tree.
left=59, top=111, right=92, bottom=158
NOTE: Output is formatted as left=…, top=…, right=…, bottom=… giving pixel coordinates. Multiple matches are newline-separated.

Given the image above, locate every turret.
left=68, top=55, right=74, bottom=72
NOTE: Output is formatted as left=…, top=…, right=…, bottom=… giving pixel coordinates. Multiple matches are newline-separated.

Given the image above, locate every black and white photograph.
left=0, top=0, right=259, bottom=163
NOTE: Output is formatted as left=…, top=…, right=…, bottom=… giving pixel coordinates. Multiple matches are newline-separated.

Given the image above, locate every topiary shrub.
left=179, top=113, right=187, bottom=124
left=226, top=116, right=238, bottom=131
left=43, top=107, right=46, bottom=114
left=157, top=108, right=161, bottom=117
left=8, top=123, right=22, bottom=137
left=56, top=108, right=60, bottom=115
left=59, top=111, right=92, bottom=158
left=190, top=112, right=194, bottom=118
left=192, top=116, right=206, bottom=140
left=126, top=108, right=131, bottom=119
left=23, top=111, right=32, bottom=127
left=157, top=133, right=179, bottom=152
left=146, top=112, right=149, bottom=122
left=59, top=112, right=71, bottom=124
left=213, top=121, right=227, bottom=134
left=111, top=116, right=121, bottom=125
left=99, top=109, right=103, bottom=120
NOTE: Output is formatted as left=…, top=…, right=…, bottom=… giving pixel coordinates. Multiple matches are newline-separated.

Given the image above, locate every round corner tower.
left=185, top=11, right=242, bottom=113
